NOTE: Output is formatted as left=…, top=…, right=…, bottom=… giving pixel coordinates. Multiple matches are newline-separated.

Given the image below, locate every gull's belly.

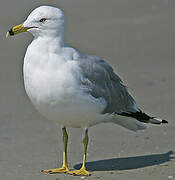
left=23, top=61, right=106, bottom=128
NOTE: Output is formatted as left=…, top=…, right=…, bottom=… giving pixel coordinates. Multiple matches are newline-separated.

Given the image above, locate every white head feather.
left=23, top=6, right=65, bottom=38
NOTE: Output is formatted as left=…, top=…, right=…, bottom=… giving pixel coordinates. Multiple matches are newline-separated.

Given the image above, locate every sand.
left=0, top=0, right=175, bottom=179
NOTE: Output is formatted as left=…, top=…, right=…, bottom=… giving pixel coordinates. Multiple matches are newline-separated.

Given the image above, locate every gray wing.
left=76, top=55, right=138, bottom=114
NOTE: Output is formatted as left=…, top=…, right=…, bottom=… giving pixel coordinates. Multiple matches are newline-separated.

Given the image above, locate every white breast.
left=23, top=42, right=106, bottom=128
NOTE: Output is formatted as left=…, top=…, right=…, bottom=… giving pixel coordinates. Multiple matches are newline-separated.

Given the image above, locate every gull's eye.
left=39, top=18, right=46, bottom=23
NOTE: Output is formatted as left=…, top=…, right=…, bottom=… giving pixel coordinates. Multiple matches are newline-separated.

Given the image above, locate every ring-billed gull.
left=6, top=6, right=168, bottom=176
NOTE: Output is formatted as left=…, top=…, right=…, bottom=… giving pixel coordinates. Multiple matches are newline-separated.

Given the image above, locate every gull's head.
left=6, top=6, right=65, bottom=38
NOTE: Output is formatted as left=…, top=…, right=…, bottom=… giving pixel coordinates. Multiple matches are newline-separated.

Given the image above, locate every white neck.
left=32, top=34, right=65, bottom=53
left=30, top=21, right=66, bottom=49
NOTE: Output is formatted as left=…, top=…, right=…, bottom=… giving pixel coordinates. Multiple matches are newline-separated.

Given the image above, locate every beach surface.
left=0, top=0, right=175, bottom=179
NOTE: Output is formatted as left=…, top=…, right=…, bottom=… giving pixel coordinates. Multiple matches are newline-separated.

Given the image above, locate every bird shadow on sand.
left=74, top=151, right=174, bottom=171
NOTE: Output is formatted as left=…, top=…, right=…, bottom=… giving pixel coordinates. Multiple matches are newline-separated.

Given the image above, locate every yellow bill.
left=6, top=23, right=32, bottom=38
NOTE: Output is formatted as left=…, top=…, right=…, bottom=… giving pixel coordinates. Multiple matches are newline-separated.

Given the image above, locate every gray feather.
left=75, top=54, right=138, bottom=114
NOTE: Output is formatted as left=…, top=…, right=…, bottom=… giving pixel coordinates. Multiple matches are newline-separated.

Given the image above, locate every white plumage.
left=7, top=5, right=167, bottom=176
left=20, top=6, right=166, bottom=131
left=21, top=6, right=134, bottom=130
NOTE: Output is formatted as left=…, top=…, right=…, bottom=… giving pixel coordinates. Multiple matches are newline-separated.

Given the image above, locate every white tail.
left=149, top=117, right=168, bottom=124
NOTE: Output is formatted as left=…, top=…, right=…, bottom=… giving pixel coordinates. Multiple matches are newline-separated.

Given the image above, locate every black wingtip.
left=162, top=120, right=168, bottom=124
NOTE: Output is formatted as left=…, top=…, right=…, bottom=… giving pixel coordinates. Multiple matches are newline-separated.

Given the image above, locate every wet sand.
left=0, top=0, right=175, bottom=179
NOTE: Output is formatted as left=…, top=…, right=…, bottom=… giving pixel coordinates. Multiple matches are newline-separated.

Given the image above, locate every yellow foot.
left=41, top=166, right=69, bottom=174
left=67, top=168, right=91, bottom=176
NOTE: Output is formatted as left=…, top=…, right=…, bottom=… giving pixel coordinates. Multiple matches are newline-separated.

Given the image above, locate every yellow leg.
left=68, top=128, right=91, bottom=176
left=42, top=127, right=69, bottom=174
